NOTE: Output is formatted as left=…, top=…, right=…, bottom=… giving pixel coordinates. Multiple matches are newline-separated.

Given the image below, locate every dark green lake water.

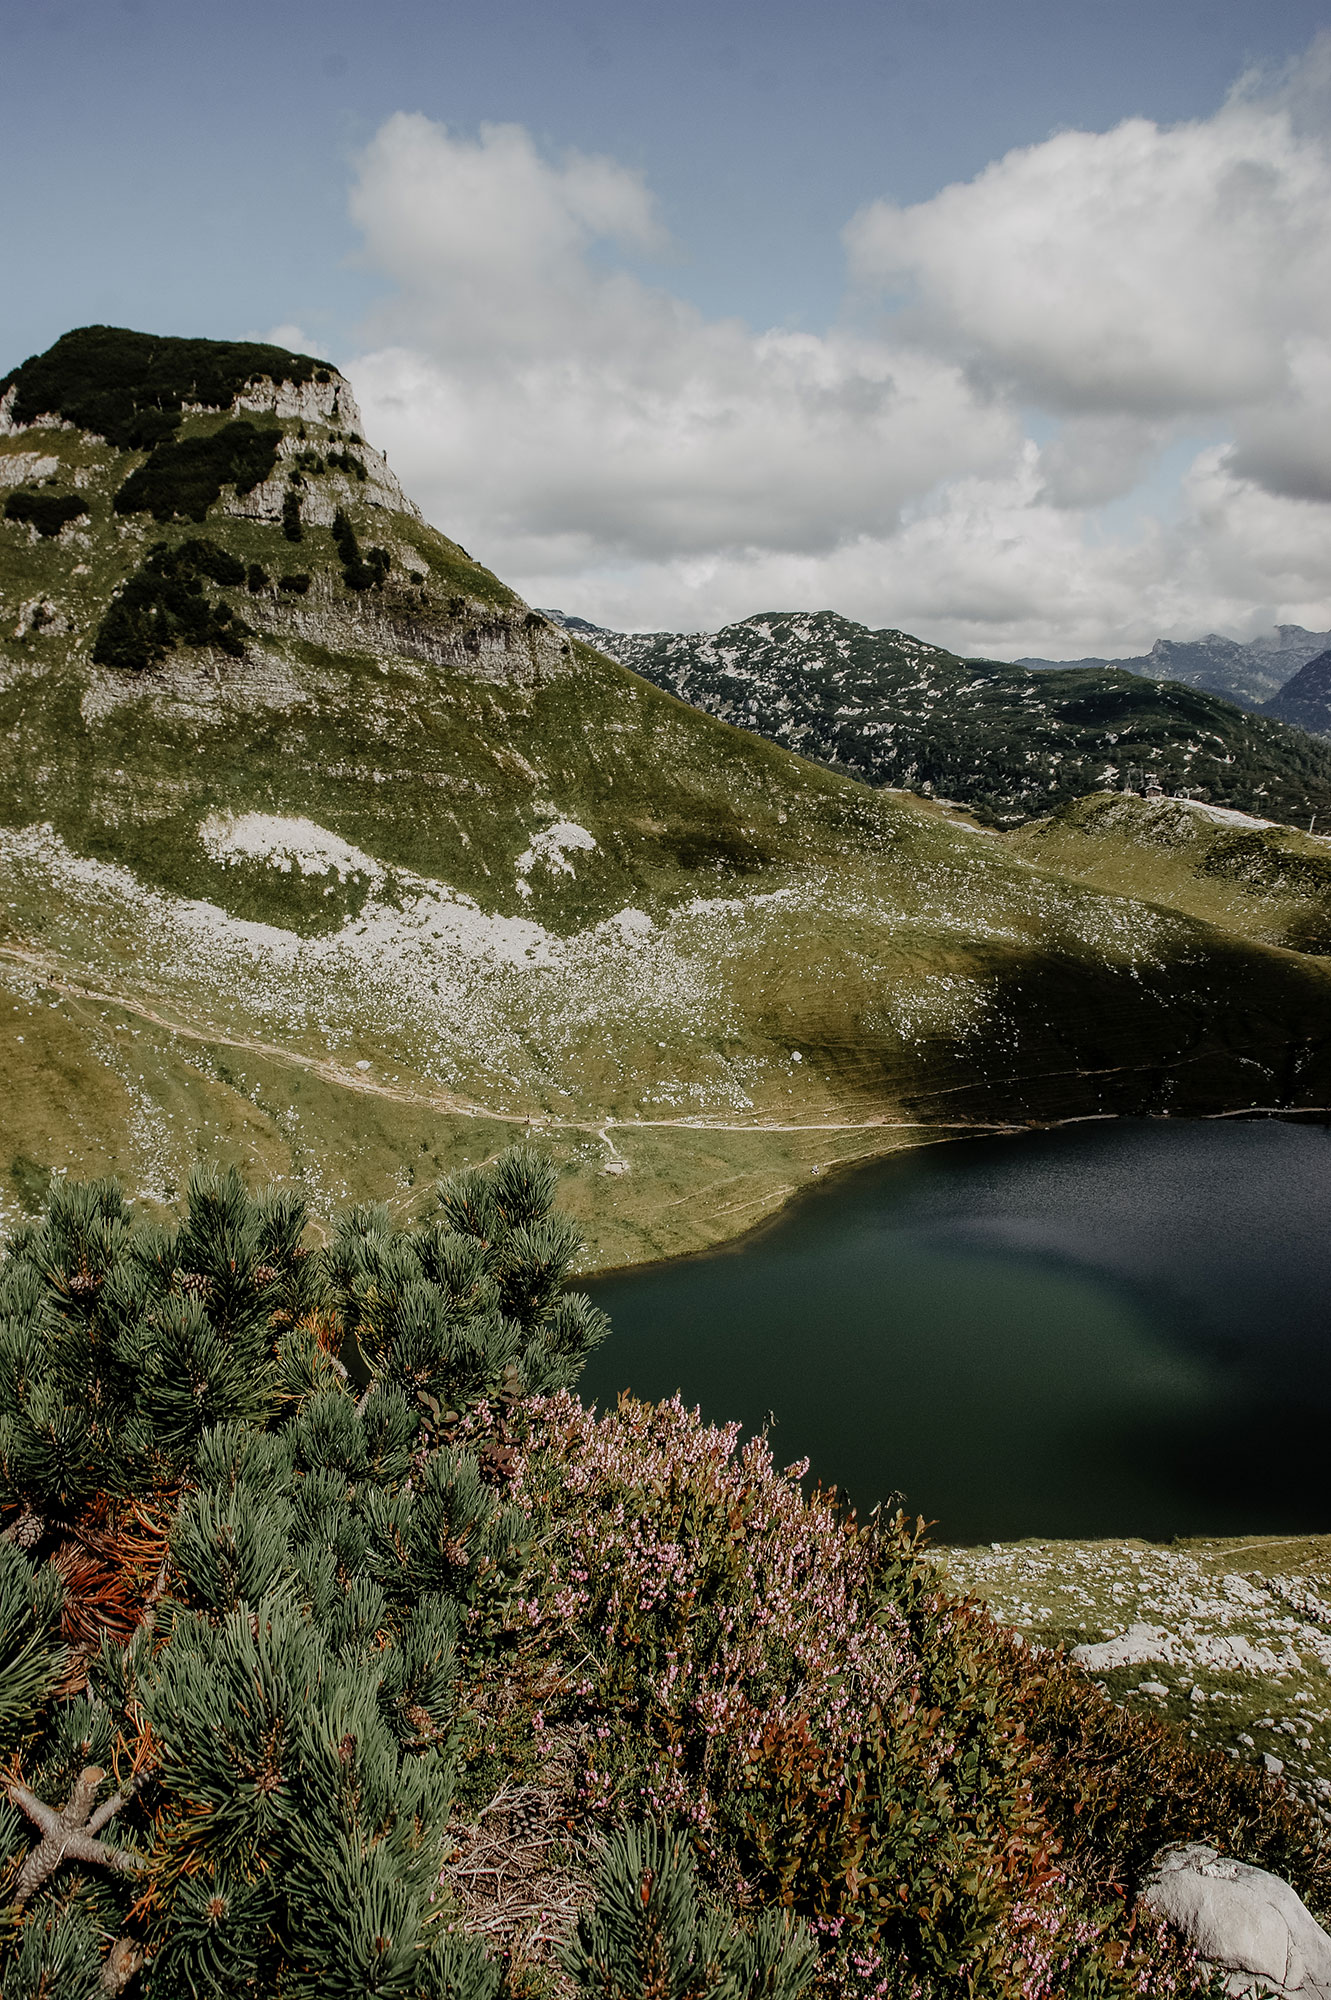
left=581, top=1121, right=1331, bottom=1544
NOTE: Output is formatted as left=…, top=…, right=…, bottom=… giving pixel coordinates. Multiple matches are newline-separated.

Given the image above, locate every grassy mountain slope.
left=1010, top=793, right=1331, bottom=957
left=586, top=609, right=1331, bottom=826
left=4, top=329, right=1331, bottom=1262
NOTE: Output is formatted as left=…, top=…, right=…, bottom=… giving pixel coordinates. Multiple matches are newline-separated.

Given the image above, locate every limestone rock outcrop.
left=1141, top=1843, right=1331, bottom=1998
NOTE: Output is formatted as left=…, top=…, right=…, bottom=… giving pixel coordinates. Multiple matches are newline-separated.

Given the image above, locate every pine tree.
left=562, top=1821, right=818, bottom=2000
left=0, top=1149, right=606, bottom=1998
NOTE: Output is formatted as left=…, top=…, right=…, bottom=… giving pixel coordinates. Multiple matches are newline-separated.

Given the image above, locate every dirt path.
left=5, top=942, right=1325, bottom=1140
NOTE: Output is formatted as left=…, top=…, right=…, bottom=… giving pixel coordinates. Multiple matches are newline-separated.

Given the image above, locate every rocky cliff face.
left=0, top=326, right=570, bottom=693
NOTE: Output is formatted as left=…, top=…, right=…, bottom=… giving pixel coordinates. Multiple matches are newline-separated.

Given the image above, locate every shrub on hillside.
left=502, top=1391, right=1324, bottom=1997
left=282, top=488, right=302, bottom=541
left=332, top=506, right=391, bottom=590
left=112, top=421, right=281, bottom=523
left=278, top=571, right=311, bottom=594
left=3, top=490, right=88, bottom=538
left=91, top=539, right=250, bottom=672
left=563, top=1821, right=817, bottom=2000
left=0, top=1150, right=607, bottom=1997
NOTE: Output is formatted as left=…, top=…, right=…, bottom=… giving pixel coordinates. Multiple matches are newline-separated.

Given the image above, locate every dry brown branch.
left=441, top=1736, right=603, bottom=1994
left=8, top=1765, right=146, bottom=1906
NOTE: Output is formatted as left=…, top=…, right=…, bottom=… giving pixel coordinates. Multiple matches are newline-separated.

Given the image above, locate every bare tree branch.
left=99, top=1936, right=143, bottom=1996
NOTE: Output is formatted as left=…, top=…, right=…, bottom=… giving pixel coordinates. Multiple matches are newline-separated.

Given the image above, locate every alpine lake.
left=581, top=1119, right=1331, bottom=1546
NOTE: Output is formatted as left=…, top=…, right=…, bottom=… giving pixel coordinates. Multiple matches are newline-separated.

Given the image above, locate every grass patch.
left=1012, top=795, right=1331, bottom=957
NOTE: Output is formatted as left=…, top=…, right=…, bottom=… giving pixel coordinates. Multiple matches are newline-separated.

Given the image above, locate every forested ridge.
left=601, top=611, right=1331, bottom=826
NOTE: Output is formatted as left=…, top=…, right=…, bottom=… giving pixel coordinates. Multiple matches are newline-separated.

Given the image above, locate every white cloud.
left=346, top=114, right=1018, bottom=563
left=845, top=44, right=1331, bottom=504
left=342, top=58, right=1331, bottom=656
left=508, top=449, right=1331, bottom=660
left=261, top=322, right=321, bottom=357
left=846, top=105, right=1331, bottom=419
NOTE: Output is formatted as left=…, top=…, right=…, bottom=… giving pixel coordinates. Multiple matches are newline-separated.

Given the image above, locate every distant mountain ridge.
left=1262, top=650, right=1331, bottom=739
left=544, top=608, right=1331, bottom=827
left=1016, top=626, right=1331, bottom=711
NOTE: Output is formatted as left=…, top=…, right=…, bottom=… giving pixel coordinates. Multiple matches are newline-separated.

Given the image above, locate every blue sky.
left=6, top=0, right=1331, bottom=652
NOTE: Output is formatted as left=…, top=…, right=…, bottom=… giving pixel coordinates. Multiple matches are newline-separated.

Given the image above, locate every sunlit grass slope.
left=1011, top=793, right=1331, bottom=956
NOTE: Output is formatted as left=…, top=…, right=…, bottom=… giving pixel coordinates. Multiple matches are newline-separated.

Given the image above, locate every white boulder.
left=1070, top=1622, right=1179, bottom=1671
left=1141, top=1844, right=1331, bottom=1997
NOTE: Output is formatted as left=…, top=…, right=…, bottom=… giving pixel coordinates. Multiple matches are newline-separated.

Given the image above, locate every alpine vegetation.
left=6, top=321, right=1331, bottom=1265
left=0, top=1148, right=607, bottom=1998
left=2, top=1155, right=1327, bottom=1997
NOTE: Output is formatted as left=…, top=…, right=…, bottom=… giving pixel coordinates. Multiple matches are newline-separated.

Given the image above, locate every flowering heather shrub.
left=501, top=1394, right=1234, bottom=1999
left=1010, top=1658, right=1331, bottom=1914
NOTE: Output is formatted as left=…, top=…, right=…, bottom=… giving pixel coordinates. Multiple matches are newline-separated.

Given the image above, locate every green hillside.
left=599, top=609, right=1331, bottom=825
left=1011, top=793, right=1331, bottom=956
left=4, top=328, right=1331, bottom=1263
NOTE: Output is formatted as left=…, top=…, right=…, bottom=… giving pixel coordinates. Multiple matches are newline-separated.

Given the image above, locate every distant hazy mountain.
left=1263, top=649, right=1331, bottom=739
left=1016, top=627, right=1331, bottom=711
left=543, top=608, right=1331, bottom=827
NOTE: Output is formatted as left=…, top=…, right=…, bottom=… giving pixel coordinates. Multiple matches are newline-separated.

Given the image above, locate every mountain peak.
left=0, top=325, right=340, bottom=450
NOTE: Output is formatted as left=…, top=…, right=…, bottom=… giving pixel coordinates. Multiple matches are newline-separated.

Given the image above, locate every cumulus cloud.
left=347, top=115, right=1018, bottom=564
left=508, top=450, right=1331, bottom=660
left=343, top=58, right=1331, bottom=654
left=846, top=45, right=1331, bottom=502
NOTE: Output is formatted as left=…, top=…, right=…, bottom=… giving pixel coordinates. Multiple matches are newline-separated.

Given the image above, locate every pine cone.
left=7, top=1505, right=45, bottom=1550
left=176, top=1271, right=214, bottom=1301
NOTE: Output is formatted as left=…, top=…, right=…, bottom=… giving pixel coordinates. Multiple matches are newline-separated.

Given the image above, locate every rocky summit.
left=4, top=327, right=1331, bottom=1263
left=1018, top=625, right=1331, bottom=711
